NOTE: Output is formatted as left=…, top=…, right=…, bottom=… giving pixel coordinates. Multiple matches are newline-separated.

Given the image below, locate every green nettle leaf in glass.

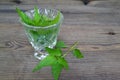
left=16, top=7, right=64, bottom=60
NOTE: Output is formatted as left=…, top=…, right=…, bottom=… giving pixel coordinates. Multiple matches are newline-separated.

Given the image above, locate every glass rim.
left=19, top=8, right=64, bottom=29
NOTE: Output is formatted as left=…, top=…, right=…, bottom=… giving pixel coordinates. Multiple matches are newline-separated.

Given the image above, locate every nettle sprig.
left=33, top=41, right=84, bottom=80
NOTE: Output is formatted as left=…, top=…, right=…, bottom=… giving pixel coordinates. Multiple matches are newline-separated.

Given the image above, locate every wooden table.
left=0, top=0, right=120, bottom=80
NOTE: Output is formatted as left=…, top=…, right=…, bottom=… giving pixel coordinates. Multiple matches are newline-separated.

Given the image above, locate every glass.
left=19, top=8, right=63, bottom=60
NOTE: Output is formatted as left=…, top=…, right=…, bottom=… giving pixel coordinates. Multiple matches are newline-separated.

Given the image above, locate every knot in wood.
left=108, top=32, right=116, bottom=35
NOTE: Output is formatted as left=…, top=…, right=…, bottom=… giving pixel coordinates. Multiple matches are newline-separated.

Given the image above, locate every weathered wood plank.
left=0, top=0, right=120, bottom=80
left=1, top=13, right=120, bottom=26
left=0, top=24, right=120, bottom=51
left=0, top=4, right=120, bottom=13
left=0, top=5, right=120, bottom=26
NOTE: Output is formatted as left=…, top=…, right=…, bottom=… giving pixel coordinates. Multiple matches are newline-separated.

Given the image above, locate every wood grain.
left=0, top=0, right=120, bottom=80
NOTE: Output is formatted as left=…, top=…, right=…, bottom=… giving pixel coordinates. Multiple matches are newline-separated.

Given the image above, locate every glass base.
left=34, top=50, right=48, bottom=60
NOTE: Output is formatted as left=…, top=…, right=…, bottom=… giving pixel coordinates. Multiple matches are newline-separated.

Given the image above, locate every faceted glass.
left=20, top=8, right=63, bottom=60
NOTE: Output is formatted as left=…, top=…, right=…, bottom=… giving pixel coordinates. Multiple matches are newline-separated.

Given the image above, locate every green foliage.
left=55, top=41, right=67, bottom=48
left=29, top=30, right=39, bottom=42
left=49, top=11, right=60, bottom=26
left=16, top=7, right=60, bottom=27
left=45, top=47, right=62, bottom=56
left=73, top=49, right=84, bottom=59
left=52, top=62, right=63, bottom=80
left=57, top=57, right=69, bottom=70
left=32, top=55, right=57, bottom=72
left=33, top=6, right=42, bottom=25
left=16, top=7, right=34, bottom=25
left=33, top=41, right=84, bottom=80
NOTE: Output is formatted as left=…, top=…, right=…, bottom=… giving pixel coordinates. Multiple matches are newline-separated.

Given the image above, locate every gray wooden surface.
left=0, top=0, right=120, bottom=80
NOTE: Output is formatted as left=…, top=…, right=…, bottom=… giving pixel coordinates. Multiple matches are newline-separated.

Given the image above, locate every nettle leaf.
left=52, top=62, right=63, bottom=80
left=42, top=15, right=51, bottom=21
left=29, top=30, right=39, bottom=42
left=32, top=55, right=57, bottom=72
left=73, top=49, right=84, bottom=59
left=55, top=41, right=67, bottom=48
left=49, top=11, right=61, bottom=26
left=57, top=57, right=69, bottom=70
left=45, top=47, right=62, bottom=56
left=33, top=6, right=42, bottom=26
left=39, top=15, right=52, bottom=27
left=16, top=8, right=34, bottom=25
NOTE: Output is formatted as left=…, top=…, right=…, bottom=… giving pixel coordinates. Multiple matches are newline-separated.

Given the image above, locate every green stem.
left=62, top=41, right=79, bottom=57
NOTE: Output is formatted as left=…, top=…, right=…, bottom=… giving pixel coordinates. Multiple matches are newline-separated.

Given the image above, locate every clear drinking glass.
left=19, top=8, right=63, bottom=60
